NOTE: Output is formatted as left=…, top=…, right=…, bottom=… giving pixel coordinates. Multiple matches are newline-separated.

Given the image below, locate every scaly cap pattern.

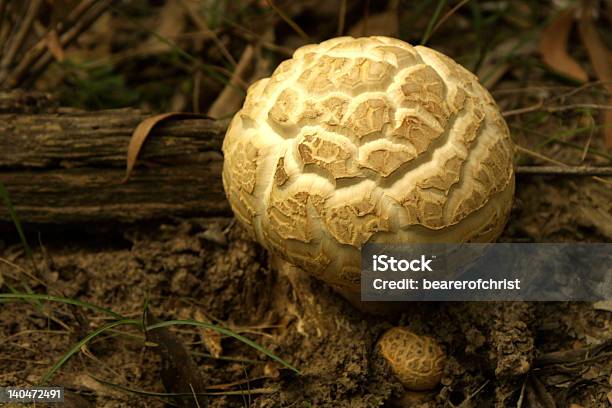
left=222, top=36, right=514, bottom=297
left=377, top=327, right=446, bottom=390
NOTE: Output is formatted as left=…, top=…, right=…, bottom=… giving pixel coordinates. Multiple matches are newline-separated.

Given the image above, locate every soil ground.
left=1, top=1, right=611, bottom=407
left=1, top=177, right=611, bottom=407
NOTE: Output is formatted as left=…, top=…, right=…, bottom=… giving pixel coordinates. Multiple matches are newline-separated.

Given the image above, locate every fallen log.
left=0, top=107, right=230, bottom=224
left=3, top=103, right=609, bottom=225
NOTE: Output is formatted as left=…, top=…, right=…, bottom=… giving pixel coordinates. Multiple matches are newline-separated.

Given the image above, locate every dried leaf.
left=579, top=2, right=612, bottom=86
left=194, top=310, right=223, bottom=358
left=145, top=310, right=208, bottom=408
left=74, top=374, right=124, bottom=399
left=578, top=1, right=612, bottom=148
left=123, top=112, right=207, bottom=183
left=593, top=300, right=612, bottom=312
left=45, top=30, right=65, bottom=62
left=539, top=7, right=588, bottom=82
left=529, top=376, right=556, bottom=408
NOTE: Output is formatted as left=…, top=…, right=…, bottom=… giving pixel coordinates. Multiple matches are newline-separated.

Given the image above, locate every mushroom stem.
left=269, top=254, right=328, bottom=337
left=269, top=255, right=313, bottom=301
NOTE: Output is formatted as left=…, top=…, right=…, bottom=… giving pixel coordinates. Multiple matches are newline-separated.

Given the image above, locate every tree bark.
left=1, top=107, right=230, bottom=224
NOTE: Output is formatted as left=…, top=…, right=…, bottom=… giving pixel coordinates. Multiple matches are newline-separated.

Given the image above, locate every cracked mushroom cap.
left=377, top=327, right=446, bottom=391
left=222, top=36, right=515, bottom=297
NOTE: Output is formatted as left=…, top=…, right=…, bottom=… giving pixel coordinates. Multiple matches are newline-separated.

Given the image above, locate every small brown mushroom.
left=376, top=327, right=445, bottom=391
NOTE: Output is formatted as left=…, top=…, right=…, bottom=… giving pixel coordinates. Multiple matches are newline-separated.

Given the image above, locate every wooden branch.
left=0, top=107, right=230, bottom=224
left=516, top=165, right=612, bottom=176
left=2, top=100, right=609, bottom=225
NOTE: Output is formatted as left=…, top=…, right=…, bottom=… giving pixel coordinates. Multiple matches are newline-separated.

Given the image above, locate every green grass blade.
left=468, top=0, right=483, bottom=71
left=0, top=293, right=127, bottom=320
left=110, top=5, right=239, bottom=93
left=40, top=319, right=141, bottom=385
left=147, top=320, right=300, bottom=374
left=4, top=282, right=44, bottom=310
left=0, top=181, right=44, bottom=309
left=0, top=181, right=34, bottom=262
left=470, top=1, right=508, bottom=74
left=421, top=0, right=447, bottom=45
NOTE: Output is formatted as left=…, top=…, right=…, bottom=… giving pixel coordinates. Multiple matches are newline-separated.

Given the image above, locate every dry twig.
left=229, top=23, right=293, bottom=57
left=207, top=45, right=255, bottom=119
left=516, top=165, right=612, bottom=176
left=7, top=0, right=113, bottom=89
left=180, top=0, right=237, bottom=67
left=2, top=0, right=99, bottom=88
left=430, top=0, right=471, bottom=39
left=503, top=102, right=612, bottom=117
left=0, top=0, right=43, bottom=84
left=267, top=0, right=309, bottom=40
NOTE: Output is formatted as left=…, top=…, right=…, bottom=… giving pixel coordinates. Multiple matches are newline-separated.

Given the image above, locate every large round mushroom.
left=222, top=36, right=515, bottom=303
left=222, top=35, right=515, bottom=391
